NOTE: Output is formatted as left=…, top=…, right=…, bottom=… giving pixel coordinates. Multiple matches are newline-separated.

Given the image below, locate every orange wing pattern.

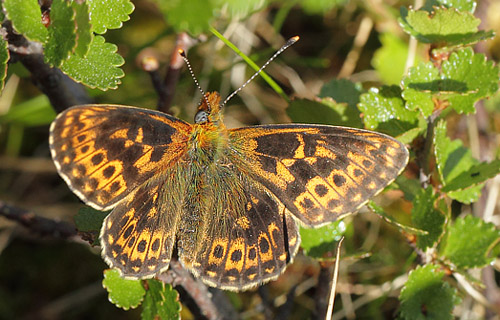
left=49, top=105, right=192, bottom=210
left=229, top=125, right=409, bottom=226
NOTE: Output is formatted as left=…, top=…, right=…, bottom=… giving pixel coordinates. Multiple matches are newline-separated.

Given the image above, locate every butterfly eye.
left=194, top=110, right=209, bottom=124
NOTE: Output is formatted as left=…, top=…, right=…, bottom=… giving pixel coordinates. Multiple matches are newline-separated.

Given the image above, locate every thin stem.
left=326, top=237, right=344, bottom=320
left=0, top=201, right=77, bottom=238
left=338, top=16, right=373, bottom=78
left=418, top=113, right=438, bottom=188
left=209, top=26, right=290, bottom=103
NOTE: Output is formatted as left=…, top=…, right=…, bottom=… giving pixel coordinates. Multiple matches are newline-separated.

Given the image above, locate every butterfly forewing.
left=229, top=125, right=409, bottom=226
left=49, top=105, right=192, bottom=210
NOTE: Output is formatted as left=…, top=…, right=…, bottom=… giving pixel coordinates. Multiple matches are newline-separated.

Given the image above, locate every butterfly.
left=49, top=38, right=409, bottom=291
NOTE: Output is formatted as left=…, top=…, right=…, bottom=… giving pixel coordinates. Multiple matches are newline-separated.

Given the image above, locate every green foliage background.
left=0, top=0, right=499, bottom=319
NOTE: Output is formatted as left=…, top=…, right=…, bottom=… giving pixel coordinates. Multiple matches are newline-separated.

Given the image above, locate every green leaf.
left=358, top=85, right=420, bottom=138
left=73, top=0, right=93, bottom=57
left=411, top=187, right=446, bottom=250
left=442, top=159, right=500, bottom=192
left=60, top=36, right=125, bottom=90
left=44, top=0, right=76, bottom=67
left=372, top=33, right=413, bottom=85
left=74, top=207, right=108, bottom=233
left=0, top=37, right=10, bottom=92
left=395, top=175, right=423, bottom=202
left=300, top=0, right=347, bottom=14
left=141, top=280, right=181, bottom=320
left=399, top=264, right=460, bottom=320
left=88, top=0, right=134, bottom=34
left=319, top=79, right=363, bottom=108
left=442, top=215, right=500, bottom=268
left=369, top=201, right=428, bottom=236
left=402, top=49, right=499, bottom=116
left=154, top=0, right=214, bottom=35
left=434, top=120, right=484, bottom=203
left=401, top=62, right=440, bottom=117
left=423, top=0, right=477, bottom=13
left=287, top=98, right=362, bottom=127
left=442, top=48, right=499, bottom=114
left=398, top=126, right=427, bottom=145
left=0, top=95, right=55, bottom=126
left=212, top=0, right=268, bottom=18
left=74, top=207, right=108, bottom=246
left=4, top=0, right=48, bottom=42
left=399, top=7, right=493, bottom=47
left=299, top=221, right=346, bottom=258
left=103, top=269, right=146, bottom=310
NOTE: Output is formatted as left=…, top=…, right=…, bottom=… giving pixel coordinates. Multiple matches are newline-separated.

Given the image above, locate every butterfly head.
left=195, top=92, right=223, bottom=125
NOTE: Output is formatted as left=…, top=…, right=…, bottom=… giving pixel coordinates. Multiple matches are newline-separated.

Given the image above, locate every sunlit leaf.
left=300, top=221, right=346, bottom=258
left=442, top=215, right=500, bottom=268
left=4, top=0, right=48, bottom=42
left=141, top=280, right=181, bottom=320
left=399, top=264, right=460, bottom=320
left=411, top=187, right=446, bottom=250
left=287, top=98, right=362, bottom=128
left=87, top=0, right=134, bottom=34
left=45, top=0, right=76, bottom=67
left=103, top=269, right=145, bottom=310
left=60, top=36, right=125, bottom=90
left=359, top=85, right=420, bottom=138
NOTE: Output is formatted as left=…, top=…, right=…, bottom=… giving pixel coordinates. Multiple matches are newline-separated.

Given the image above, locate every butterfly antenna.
left=221, top=36, right=299, bottom=108
left=179, top=49, right=211, bottom=111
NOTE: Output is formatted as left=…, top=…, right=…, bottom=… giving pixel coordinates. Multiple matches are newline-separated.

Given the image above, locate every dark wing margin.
left=49, top=105, right=192, bottom=210
left=228, top=124, right=409, bottom=226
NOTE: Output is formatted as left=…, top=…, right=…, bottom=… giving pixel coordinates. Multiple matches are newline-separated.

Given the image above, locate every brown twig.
left=0, top=156, right=56, bottom=173
left=314, top=264, right=333, bottom=318
left=158, top=32, right=199, bottom=114
left=158, top=259, right=239, bottom=320
left=258, top=285, right=274, bottom=318
left=275, top=285, right=297, bottom=320
left=338, top=16, right=373, bottom=79
left=0, top=201, right=77, bottom=238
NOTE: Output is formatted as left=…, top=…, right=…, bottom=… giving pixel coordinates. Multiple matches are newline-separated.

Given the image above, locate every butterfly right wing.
left=49, top=105, right=192, bottom=210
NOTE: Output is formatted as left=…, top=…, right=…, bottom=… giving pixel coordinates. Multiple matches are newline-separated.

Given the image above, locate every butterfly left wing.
left=100, top=162, right=192, bottom=278
left=228, top=124, right=409, bottom=226
left=49, top=105, right=192, bottom=210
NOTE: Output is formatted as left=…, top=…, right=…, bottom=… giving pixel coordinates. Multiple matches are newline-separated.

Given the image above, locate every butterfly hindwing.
left=101, top=169, right=187, bottom=278
left=181, top=177, right=300, bottom=291
left=49, top=105, right=192, bottom=210
left=229, top=125, right=409, bottom=226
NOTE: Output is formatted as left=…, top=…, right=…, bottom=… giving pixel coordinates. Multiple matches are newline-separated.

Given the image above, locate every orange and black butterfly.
left=49, top=37, right=408, bottom=291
